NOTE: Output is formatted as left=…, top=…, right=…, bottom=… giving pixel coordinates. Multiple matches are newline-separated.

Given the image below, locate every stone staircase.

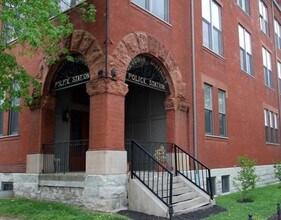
left=128, top=174, right=213, bottom=218
left=170, top=176, right=211, bottom=215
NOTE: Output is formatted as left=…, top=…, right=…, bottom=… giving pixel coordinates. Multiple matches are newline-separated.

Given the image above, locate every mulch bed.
left=118, top=205, right=227, bottom=220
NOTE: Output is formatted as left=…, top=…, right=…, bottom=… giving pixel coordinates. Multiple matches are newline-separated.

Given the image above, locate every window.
left=204, top=84, right=213, bottom=134
left=218, top=90, right=226, bottom=136
left=237, top=0, right=250, bottom=15
left=262, top=47, right=273, bottom=88
left=264, top=109, right=279, bottom=144
left=59, top=0, right=84, bottom=12
left=274, top=19, right=281, bottom=50
left=202, top=0, right=223, bottom=56
left=259, top=0, right=269, bottom=35
left=221, top=175, right=230, bottom=193
left=131, top=0, right=169, bottom=22
left=8, top=83, right=19, bottom=135
left=278, top=62, right=281, bottom=95
left=238, top=25, right=253, bottom=75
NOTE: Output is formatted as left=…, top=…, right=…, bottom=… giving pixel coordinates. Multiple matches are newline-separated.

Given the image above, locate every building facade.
left=0, top=0, right=281, bottom=215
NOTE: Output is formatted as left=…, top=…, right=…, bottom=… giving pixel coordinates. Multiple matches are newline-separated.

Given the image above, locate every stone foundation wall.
left=0, top=173, right=128, bottom=212
left=211, top=165, right=278, bottom=195
left=0, top=165, right=278, bottom=209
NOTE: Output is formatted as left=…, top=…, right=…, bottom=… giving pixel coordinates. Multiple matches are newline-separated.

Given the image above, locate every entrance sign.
left=53, top=56, right=90, bottom=91
left=126, top=56, right=169, bottom=92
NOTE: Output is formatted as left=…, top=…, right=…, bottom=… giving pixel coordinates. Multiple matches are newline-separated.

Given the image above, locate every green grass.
left=205, top=184, right=281, bottom=220
left=0, top=198, right=129, bottom=220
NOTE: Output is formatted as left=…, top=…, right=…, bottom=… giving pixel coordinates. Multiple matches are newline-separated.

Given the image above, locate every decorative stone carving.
left=164, top=97, right=189, bottom=112
left=148, top=35, right=159, bottom=56
left=135, top=32, right=148, bottom=53
left=71, top=30, right=84, bottom=50
left=165, top=54, right=177, bottom=72
left=79, top=32, right=94, bottom=55
left=157, top=43, right=169, bottom=62
left=86, top=78, right=128, bottom=97
left=123, top=33, right=139, bottom=57
left=29, top=95, right=56, bottom=110
left=113, top=41, right=131, bottom=66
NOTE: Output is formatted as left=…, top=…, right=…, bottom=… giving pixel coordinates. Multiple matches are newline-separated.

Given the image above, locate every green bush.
left=233, top=155, right=259, bottom=201
left=274, top=161, right=281, bottom=183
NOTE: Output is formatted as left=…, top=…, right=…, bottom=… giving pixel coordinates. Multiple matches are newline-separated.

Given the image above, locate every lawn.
left=0, top=198, right=129, bottom=220
left=205, top=184, right=281, bottom=220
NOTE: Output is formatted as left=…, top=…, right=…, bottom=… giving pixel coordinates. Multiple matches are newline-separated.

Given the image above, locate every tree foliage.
left=233, top=155, right=259, bottom=201
left=274, top=161, right=281, bottom=183
left=0, top=0, right=96, bottom=110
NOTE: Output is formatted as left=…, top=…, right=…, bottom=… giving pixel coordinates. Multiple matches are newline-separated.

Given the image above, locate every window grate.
left=2, top=182, right=13, bottom=191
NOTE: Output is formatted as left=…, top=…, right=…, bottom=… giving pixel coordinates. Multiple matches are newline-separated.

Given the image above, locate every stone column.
left=86, top=78, right=128, bottom=174
left=26, top=95, right=56, bottom=173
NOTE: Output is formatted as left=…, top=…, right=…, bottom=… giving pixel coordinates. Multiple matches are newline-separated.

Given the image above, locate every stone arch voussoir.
left=41, top=30, right=104, bottom=94
left=110, top=31, right=188, bottom=111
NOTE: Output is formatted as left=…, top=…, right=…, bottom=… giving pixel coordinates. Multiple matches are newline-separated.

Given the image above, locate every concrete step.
left=172, top=192, right=197, bottom=204
left=174, top=200, right=211, bottom=215
left=173, top=197, right=209, bottom=213
left=161, top=186, right=191, bottom=198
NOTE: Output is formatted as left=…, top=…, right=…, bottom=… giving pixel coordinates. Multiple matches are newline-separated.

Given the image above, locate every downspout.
left=105, top=0, right=109, bottom=77
left=191, top=0, right=197, bottom=160
left=272, top=0, right=281, bottom=145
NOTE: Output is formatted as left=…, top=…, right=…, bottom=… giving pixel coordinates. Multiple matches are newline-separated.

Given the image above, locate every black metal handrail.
left=174, top=144, right=213, bottom=200
left=130, top=140, right=174, bottom=219
left=42, top=139, right=89, bottom=173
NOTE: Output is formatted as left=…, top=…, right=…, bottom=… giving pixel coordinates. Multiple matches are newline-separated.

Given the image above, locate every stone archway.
left=38, top=30, right=104, bottom=95
left=27, top=30, right=104, bottom=173
left=109, top=32, right=189, bottom=146
left=109, top=32, right=188, bottom=111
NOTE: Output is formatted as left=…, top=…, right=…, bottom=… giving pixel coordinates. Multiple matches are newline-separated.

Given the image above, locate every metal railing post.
left=131, top=140, right=134, bottom=179
left=208, top=169, right=213, bottom=200
left=169, top=174, right=173, bottom=220
left=174, top=144, right=178, bottom=176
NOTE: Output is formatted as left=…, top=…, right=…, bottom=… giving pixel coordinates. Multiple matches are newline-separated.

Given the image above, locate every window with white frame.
left=264, top=109, right=279, bottom=144
left=239, top=25, right=253, bottom=75
left=274, top=19, right=281, bottom=50
left=218, top=90, right=226, bottom=136
left=259, top=0, right=269, bottom=36
left=277, top=61, right=281, bottom=95
left=204, top=84, right=213, bottom=134
left=262, top=47, right=273, bottom=88
left=8, top=83, right=19, bottom=135
left=202, top=0, right=223, bottom=56
left=59, top=0, right=84, bottom=12
left=131, top=0, right=169, bottom=22
left=237, top=0, right=250, bottom=15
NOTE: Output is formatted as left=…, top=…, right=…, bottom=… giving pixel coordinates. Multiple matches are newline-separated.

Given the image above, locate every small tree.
left=233, top=155, right=259, bottom=201
left=274, top=161, right=281, bottom=183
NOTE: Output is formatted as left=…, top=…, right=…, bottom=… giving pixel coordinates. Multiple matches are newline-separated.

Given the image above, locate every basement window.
left=2, top=182, right=13, bottom=191
left=221, top=175, right=230, bottom=193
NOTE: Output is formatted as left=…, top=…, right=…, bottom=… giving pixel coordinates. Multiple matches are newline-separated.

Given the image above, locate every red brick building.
left=0, top=0, right=281, bottom=217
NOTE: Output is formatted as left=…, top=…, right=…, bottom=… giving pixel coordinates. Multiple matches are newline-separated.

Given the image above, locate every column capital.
left=86, top=78, right=128, bottom=97
left=164, top=97, right=189, bottom=112
left=29, top=95, right=56, bottom=110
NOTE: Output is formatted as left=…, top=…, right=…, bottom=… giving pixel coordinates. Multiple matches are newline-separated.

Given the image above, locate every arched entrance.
left=46, top=54, right=90, bottom=172
left=125, top=55, right=169, bottom=160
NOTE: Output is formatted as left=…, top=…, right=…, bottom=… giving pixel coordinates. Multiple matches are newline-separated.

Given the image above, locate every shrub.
left=274, top=161, right=281, bottom=183
left=233, top=155, right=259, bottom=201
